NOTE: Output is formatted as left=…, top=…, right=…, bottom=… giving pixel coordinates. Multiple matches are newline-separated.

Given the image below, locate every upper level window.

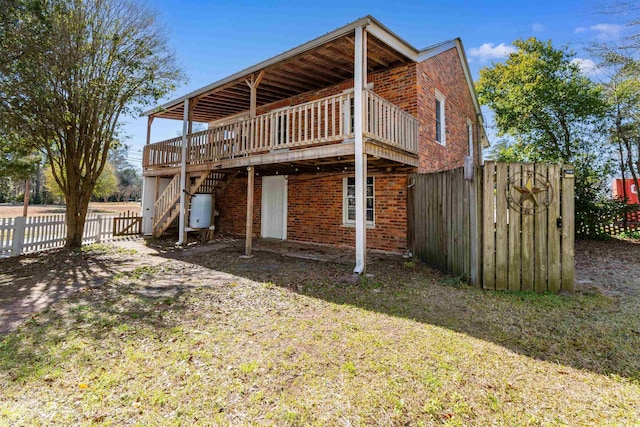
left=435, top=90, right=446, bottom=145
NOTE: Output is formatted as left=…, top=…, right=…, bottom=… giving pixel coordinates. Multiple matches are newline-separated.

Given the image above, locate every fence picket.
left=0, top=211, right=142, bottom=258
left=547, top=165, right=561, bottom=292
left=410, top=161, right=574, bottom=293
left=507, top=163, right=522, bottom=291
left=495, top=162, right=509, bottom=290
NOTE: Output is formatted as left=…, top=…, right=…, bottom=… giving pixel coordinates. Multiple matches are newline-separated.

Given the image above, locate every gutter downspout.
left=177, top=98, right=189, bottom=245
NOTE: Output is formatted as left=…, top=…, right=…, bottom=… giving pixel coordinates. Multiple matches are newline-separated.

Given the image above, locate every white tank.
left=189, top=194, right=212, bottom=228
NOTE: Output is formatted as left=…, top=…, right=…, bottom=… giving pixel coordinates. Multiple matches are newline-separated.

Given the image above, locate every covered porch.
left=142, top=16, right=426, bottom=273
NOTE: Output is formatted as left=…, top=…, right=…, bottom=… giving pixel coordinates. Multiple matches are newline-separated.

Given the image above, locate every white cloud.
left=532, top=23, right=545, bottom=32
left=590, top=23, right=624, bottom=40
left=571, top=58, right=602, bottom=78
left=468, top=43, right=517, bottom=62
left=574, top=23, right=624, bottom=40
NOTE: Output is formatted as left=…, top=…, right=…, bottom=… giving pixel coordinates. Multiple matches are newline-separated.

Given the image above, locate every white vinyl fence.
left=0, top=213, right=141, bottom=258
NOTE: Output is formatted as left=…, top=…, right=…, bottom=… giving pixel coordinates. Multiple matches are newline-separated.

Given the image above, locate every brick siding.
left=216, top=173, right=407, bottom=253
left=416, top=47, right=478, bottom=173
left=212, top=46, right=477, bottom=254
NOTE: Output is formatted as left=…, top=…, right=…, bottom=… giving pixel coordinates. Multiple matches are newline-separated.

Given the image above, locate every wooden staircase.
left=152, top=172, right=228, bottom=238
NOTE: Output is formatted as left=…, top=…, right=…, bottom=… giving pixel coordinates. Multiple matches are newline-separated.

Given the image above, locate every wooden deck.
left=143, top=90, right=419, bottom=175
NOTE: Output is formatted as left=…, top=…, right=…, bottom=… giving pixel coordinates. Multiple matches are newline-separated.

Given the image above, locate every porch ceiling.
left=149, top=31, right=412, bottom=123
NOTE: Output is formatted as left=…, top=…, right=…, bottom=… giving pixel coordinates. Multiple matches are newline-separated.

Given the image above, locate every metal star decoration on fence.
left=513, top=178, right=544, bottom=207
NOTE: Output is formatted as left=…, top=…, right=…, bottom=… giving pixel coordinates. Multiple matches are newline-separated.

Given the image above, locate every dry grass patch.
left=0, top=240, right=639, bottom=426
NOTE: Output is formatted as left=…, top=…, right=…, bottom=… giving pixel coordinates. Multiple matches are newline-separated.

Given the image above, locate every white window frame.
left=467, top=118, right=474, bottom=157
left=435, top=89, right=446, bottom=146
left=343, top=176, right=375, bottom=227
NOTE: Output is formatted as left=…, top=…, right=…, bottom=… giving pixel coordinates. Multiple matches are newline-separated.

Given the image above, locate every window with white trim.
left=435, top=90, right=446, bottom=145
left=343, top=176, right=374, bottom=226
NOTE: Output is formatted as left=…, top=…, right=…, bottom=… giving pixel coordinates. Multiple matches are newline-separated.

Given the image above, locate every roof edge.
left=143, top=16, right=374, bottom=117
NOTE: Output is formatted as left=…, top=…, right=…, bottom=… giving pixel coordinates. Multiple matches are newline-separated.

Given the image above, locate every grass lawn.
left=0, top=242, right=639, bottom=426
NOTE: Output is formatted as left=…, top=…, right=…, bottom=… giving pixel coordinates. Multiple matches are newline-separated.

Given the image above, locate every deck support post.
left=353, top=25, right=367, bottom=274
left=245, top=166, right=255, bottom=256
left=145, top=116, right=154, bottom=145
left=177, top=98, right=190, bottom=245
left=246, top=71, right=265, bottom=118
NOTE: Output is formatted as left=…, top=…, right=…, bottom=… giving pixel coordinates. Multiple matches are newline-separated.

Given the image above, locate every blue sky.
left=124, top=0, right=629, bottom=166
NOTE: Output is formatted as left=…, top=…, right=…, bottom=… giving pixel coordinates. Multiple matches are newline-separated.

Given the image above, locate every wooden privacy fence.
left=407, top=166, right=482, bottom=286
left=0, top=211, right=142, bottom=258
left=408, top=162, right=575, bottom=293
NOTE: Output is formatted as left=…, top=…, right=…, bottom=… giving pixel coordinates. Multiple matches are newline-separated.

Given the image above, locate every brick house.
left=141, top=16, right=488, bottom=273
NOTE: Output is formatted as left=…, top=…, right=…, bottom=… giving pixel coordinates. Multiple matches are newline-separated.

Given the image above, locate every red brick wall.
left=216, top=172, right=408, bottom=253
left=256, top=63, right=417, bottom=117
left=216, top=176, right=262, bottom=236
left=416, top=48, right=478, bottom=173
left=214, top=46, right=478, bottom=253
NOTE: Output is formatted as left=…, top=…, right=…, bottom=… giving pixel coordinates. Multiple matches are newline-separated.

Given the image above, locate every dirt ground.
left=0, top=236, right=638, bottom=337
left=0, top=202, right=141, bottom=218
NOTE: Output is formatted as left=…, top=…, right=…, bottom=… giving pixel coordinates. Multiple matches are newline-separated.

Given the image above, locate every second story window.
left=435, top=90, right=446, bottom=145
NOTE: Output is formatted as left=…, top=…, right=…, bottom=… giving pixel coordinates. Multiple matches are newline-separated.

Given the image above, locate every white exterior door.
left=261, top=175, right=287, bottom=239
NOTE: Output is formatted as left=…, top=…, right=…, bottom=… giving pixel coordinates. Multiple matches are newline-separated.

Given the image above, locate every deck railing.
left=143, top=89, right=418, bottom=169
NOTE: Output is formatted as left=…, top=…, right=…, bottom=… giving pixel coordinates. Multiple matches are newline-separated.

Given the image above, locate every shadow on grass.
left=160, top=240, right=640, bottom=382
left=0, top=246, right=187, bottom=382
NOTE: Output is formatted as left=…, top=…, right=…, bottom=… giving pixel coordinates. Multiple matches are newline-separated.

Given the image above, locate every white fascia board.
left=417, top=38, right=485, bottom=124
left=416, top=39, right=457, bottom=61
left=454, top=38, right=484, bottom=122
left=364, top=21, right=418, bottom=61
left=143, top=16, right=373, bottom=117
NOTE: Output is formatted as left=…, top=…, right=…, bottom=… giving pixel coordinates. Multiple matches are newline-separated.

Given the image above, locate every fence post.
left=11, top=216, right=26, bottom=257
left=96, top=215, right=103, bottom=243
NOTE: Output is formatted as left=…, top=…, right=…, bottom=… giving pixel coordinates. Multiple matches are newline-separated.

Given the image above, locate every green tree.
left=476, top=37, right=614, bottom=236
left=92, top=162, right=119, bottom=202
left=45, top=161, right=118, bottom=202
left=476, top=37, right=608, bottom=163
left=0, top=0, right=183, bottom=247
left=602, top=54, right=640, bottom=201
left=108, top=142, right=142, bottom=201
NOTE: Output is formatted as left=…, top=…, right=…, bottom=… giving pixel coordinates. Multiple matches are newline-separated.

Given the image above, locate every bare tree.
left=0, top=0, right=184, bottom=247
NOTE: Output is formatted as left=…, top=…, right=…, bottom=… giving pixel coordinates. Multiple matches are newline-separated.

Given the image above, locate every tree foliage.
left=476, top=37, right=608, bottom=163
left=0, top=0, right=183, bottom=247
left=0, top=134, right=39, bottom=181
left=92, top=162, right=119, bottom=202
left=476, top=37, right=618, bottom=237
left=108, top=142, right=142, bottom=201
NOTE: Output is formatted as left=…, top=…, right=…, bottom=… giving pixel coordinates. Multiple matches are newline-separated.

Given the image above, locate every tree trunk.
left=22, top=178, right=30, bottom=217
left=65, top=187, right=93, bottom=249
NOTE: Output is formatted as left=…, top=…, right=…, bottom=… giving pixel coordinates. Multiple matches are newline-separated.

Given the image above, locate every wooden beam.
left=187, top=98, right=199, bottom=135
left=364, top=141, right=419, bottom=166
left=253, top=83, right=299, bottom=98
left=245, top=71, right=265, bottom=118
left=296, top=56, right=350, bottom=80
left=283, top=62, right=336, bottom=86
left=146, top=116, right=154, bottom=145
left=265, top=72, right=319, bottom=93
left=245, top=166, right=255, bottom=256
left=263, top=72, right=319, bottom=91
left=310, top=51, right=355, bottom=74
